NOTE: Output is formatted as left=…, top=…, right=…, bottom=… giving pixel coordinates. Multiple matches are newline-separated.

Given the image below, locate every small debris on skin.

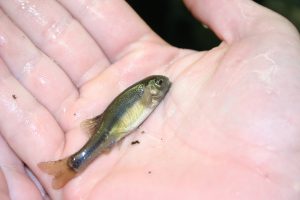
left=131, top=140, right=140, bottom=145
left=12, top=94, right=17, bottom=99
left=148, top=171, right=152, bottom=174
left=141, top=130, right=145, bottom=134
left=73, top=113, right=77, bottom=116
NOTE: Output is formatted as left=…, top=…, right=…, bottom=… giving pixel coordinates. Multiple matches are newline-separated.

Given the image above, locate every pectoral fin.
left=80, top=114, right=103, bottom=136
left=101, top=131, right=127, bottom=153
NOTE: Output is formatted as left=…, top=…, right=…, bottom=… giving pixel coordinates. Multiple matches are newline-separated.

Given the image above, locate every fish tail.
left=38, top=158, right=76, bottom=189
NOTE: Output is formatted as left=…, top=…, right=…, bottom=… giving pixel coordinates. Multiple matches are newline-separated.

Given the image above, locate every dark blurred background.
left=126, top=0, right=300, bottom=51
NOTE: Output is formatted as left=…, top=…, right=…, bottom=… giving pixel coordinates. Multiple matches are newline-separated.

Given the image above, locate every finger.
left=0, top=60, right=64, bottom=168
left=184, top=0, right=300, bottom=43
left=0, top=62, right=64, bottom=197
left=0, top=10, right=79, bottom=129
left=0, top=60, right=76, bottom=198
left=0, top=169, right=9, bottom=200
left=0, top=135, right=43, bottom=200
left=0, top=0, right=110, bottom=86
left=58, top=0, right=166, bottom=61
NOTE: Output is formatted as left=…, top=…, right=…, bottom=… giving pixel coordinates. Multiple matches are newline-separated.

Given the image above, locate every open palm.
left=0, top=0, right=300, bottom=199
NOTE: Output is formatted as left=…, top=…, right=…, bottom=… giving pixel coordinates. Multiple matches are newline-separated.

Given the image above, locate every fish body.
left=38, top=75, right=171, bottom=189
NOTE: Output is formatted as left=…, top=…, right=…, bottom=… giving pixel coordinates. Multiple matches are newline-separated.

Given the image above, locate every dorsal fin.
left=80, top=114, right=103, bottom=135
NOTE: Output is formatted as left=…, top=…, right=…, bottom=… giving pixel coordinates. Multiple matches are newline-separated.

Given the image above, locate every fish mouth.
left=165, top=78, right=172, bottom=92
left=161, top=79, right=172, bottom=99
left=167, top=80, right=172, bottom=89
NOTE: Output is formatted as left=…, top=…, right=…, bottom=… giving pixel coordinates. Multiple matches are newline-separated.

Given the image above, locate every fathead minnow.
left=38, top=75, right=171, bottom=189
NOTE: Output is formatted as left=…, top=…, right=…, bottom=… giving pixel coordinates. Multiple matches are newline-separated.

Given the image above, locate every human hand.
left=0, top=0, right=300, bottom=199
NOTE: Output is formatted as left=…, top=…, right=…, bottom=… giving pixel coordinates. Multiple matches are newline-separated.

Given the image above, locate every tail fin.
left=38, top=158, right=76, bottom=189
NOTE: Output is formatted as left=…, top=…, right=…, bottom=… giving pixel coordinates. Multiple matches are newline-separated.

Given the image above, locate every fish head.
left=143, top=75, right=171, bottom=106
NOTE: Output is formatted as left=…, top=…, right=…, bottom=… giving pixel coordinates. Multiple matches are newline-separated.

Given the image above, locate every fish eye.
left=155, top=79, right=163, bottom=87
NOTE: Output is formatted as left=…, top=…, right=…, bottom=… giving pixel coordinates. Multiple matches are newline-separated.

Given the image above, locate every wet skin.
left=0, top=0, right=300, bottom=200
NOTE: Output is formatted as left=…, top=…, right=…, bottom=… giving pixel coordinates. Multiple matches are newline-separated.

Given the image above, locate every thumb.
left=183, top=0, right=299, bottom=43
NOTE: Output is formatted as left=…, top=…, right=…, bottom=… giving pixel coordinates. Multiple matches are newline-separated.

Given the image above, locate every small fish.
left=38, top=75, right=171, bottom=189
